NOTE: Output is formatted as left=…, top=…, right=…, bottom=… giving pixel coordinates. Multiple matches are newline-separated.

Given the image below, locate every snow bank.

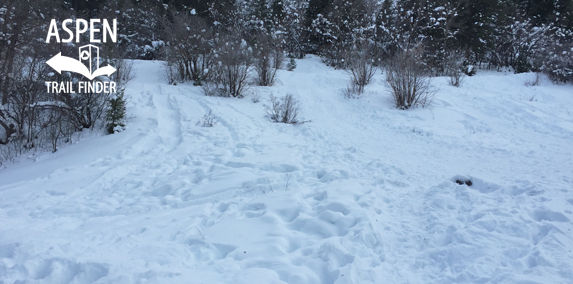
left=1, top=57, right=572, bottom=283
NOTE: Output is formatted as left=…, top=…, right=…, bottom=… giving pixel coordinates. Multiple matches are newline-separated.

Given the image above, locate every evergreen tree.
left=271, top=0, right=285, bottom=25
left=373, top=0, right=399, bottom=61
left=455, top=0, right=501, bottom=63
left=282, top=0, right=307, bottom=58
left=304, top=0, right=332, bottom=51
left=106, top=89, right=127, bottom=134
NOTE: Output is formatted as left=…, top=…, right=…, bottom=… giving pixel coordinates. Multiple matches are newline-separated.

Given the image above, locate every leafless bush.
left=346, top=48, right=377, bottom=95
left=210, top=33, right=253, bottom=98
left=0, top=139, right=24, bottom=166
left=444, top=51, right=465, bottom=87
left=254, top=35, right=284, bottom=86
left=46, top=111, right=66, bottom=153
left=201, top=82, right=223, bottom=97
left=196, top=110, right=218, bottom=127
left=525, top=72, right=541, bottom=87
left=57, top=75, right=110, bottom=130
left=163, top=12, right=214, bottom=85
left=386, top=50, right=435, bottom=109
left=266, top=94, right=304, bottom=124
left=164, top=61, right=180, bottom=85
left=0, top=137, right=23, bottom=166
left=113, top=59, right=134, bottom=87
left=101, top=41, right=135, bottom=87
left=251, top=92, right=261, bottom=103
left=448, top=71, right=464, bottom=87
left=342, top=84, right=362, bottom=99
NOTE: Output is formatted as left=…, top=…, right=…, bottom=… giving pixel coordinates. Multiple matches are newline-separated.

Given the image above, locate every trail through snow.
left=1, top=56, right=573, bottom=283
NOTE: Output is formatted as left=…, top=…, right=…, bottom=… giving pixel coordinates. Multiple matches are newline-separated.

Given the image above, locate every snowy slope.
left=1, top=56, right=573, bottom=284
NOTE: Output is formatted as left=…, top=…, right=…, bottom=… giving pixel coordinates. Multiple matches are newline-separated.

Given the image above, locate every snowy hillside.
left=1, top=56, right=573, bottom=283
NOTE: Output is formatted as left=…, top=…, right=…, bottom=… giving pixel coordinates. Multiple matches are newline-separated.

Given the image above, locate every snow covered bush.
left=287, top=57, right=297, bottom=71
left=266, top=94, right=303, bottom=124
left=541, top=41, right=573, bottom=84
left=210, top=34, right=253, bottom=98
left=254, top=35, right=284, bottom=86
left=386, top=50, right=434, bottom=109
left=306, top=0, right=370, bottom=68
left=197, top=110, right=218, bottom=127
left=521, top=25, right=573, bottom=84
left=462, top=61, right=477, bottom=77
left=98, top=0, right=164, bottom=60
left=201, top=82, right=223, bottom=97
left=163, top=12, right=214, bottom=86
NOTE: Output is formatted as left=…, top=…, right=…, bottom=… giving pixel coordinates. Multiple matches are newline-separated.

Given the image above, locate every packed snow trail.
left=1, top=57, right=573, bottom=283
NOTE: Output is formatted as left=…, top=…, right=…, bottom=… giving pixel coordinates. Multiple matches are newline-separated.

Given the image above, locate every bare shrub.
left=163, top=12, right=213, bottom=86
left=201, top=82, right=222, bottom=97
left=254, top=35, right=284, bottom=86
left=57, top=75, right=110, bottom=130
left=196, top=110, right=218, bottom=127
left=346, top=45, right=377, bottom=95
left=342, top=84, right=362, bottom=99
left=448, top=71, right=464, bottom=87
left=265, top=94, right=305, bottom=124
left=46, top=110, right=66, bottom=153
left=444, top=51, right=465, bottom=87
left=102, top=51, right=135, bottom=87
left=101, top=40, right=135, bottom=87
left=164, top=61, right=180, bottom=85
left=0, top=141, right=20, bottom=165
left=210, top=33, right=253, bottom=98
left=386, top=50, right=435, bottom=109
left=251, top=92, right=261, bottom=103
left=113, top=59, right=134, bottom=86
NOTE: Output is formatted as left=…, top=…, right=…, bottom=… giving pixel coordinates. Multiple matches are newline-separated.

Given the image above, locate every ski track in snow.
left=1, top=57, right=573, bottom=283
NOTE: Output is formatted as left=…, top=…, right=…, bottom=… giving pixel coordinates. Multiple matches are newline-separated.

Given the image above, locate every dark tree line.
left=149, top=0, right=571, bottom=79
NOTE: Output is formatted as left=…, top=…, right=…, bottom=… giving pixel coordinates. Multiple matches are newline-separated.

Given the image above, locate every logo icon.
left=46, top=44, right=116, bottom=80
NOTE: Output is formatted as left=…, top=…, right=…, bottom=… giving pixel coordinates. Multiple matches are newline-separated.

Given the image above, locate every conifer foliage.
left=106, top=89, right=127, bottom=134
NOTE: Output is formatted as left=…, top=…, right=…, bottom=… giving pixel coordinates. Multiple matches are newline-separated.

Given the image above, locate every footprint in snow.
left=531, top=209, right=570, bottom=222
left=242, top=203, right=266, bottom=218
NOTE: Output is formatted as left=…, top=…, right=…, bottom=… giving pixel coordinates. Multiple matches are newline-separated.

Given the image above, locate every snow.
left=1, top=56, right=573, bottom=283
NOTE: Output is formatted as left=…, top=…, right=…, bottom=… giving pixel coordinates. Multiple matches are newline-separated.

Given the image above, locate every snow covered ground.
left=1, top=56, right=573, bottom=283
